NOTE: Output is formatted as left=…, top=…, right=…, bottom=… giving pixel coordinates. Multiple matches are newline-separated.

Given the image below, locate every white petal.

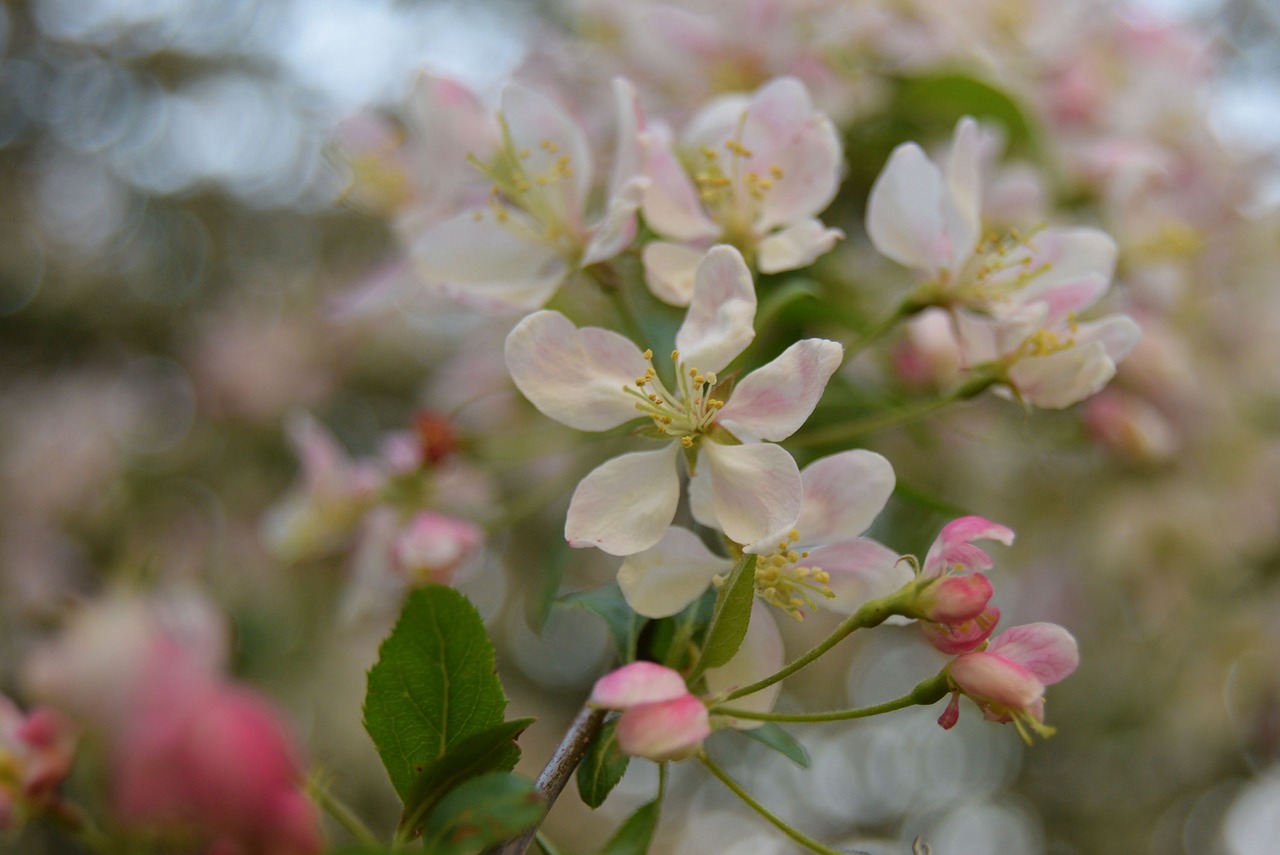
left=642, top=241, right=706, bottom=307
left=1007, top=341, right=1116, bottom=409
left=756, top=218, right=844, bottom=273
left=675, top=245, right=758, bottom=374
left=687, top=463, right=717, bottom=530
left=704, top=601, right=784, bottom=727
left=582, top=174, right=648, bottom=266
left=808, top=539, right=911, bottom=614
left=702, top=442, right=801, bottom=551
left=641, top=124, right=721, bottom=241
left=1078, top=313, right=1142, bottom=362
left=500, top=83, right=592, bottom=231
left=618, top=527, right=733, bottom=618
left=565, top=445, right=680, bottom=556
left=943, top=117, right=983, bottom=272
left=504, top=311, right=648, bottom=431
left=715, top=339, right=843, bottom=442
left=753, top=117, right=844, bottom=233
left=793, top=450, right=896, bottom=546
left=413, top=210, right=567, bottom=310
left=866, top=142, right=949, bottom=274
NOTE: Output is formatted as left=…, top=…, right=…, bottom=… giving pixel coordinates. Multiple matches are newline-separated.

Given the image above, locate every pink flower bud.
left=615, top=695, right=710, bottom=762
left=920, top=605, right=1000, bottom=654
left=0, top=696, right=76, bottom=828
left=915, top=573, right=994, bottom=623
left=391, top=512, right=484, bottom=585
left=590, top=662, right=689, bottom=709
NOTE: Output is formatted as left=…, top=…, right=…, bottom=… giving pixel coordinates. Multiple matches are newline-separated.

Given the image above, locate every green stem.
left=789, top=375, right=995, bottom=448
left=713, top=671, right=950, bottom=722
left=722, top=589, right=910, bottom=703
left=700, top=752, right=865, bottom=855
left=308, top=775, right=382, bottom=850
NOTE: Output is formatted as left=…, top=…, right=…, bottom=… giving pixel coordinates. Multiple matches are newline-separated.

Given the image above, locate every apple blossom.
left=391, top=511, right=484, bottom=586
left=938, top=622, right=1079, bottom=743
left=411, top=77, right=648, bottom=311
left=0, top=696, right=75, bottom=830
left=867, top=117, right=1140, bottom=408
left=505, top=245, right=842, bottom=556
left=639, top=76, right=845, bottom=304
left=905, top=516, right=1014, bottom=654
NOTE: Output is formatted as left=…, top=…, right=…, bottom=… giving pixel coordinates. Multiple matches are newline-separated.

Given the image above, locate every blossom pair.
left=867, top=116, right=1140, bottom=408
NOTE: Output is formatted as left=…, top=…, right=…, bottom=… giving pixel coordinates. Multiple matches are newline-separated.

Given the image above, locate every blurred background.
left=1, top=0, right=1279, bottom=853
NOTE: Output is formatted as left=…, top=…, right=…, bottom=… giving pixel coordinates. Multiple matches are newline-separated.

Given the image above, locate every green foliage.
left=734, top=723, right=810, bottom=768
left=689, top=554, right=756, bottom=680
left=576, top=719, right=630, bottom=809
left=399, top=718, right=535, bottom=839
left=363, top=585, right=509, bottom=801
left=420, top=771, right=543, bottom=855
left=599, top=799, right=661, bottom=855
left=559, top=582, right=646, bottom=662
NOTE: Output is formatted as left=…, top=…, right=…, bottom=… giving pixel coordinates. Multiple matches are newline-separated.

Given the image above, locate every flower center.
left=624, top=349, right=726, bottom=448
left=469, top=127, right=583, bottom=252
left=690, top=127, right=786, bottom=250
left=751, top=528, right=833, bottom=620
left=952, top=224, right=1053, bottom=308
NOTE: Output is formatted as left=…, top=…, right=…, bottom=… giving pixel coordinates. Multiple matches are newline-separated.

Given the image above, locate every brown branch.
left=484, top=703, right=607, bottom=855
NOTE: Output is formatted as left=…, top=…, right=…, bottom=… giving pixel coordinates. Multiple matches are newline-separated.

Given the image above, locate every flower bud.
left=615, top=694, right=710, bottom=762
left=920, top=605, right=1000, bottom=654
left=913, top=573, right=994, bottom=623
left=391, top=512, right=484, bottom=585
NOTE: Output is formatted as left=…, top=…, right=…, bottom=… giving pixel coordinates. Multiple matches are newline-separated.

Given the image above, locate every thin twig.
left=484, top=703, right=608, bottom=855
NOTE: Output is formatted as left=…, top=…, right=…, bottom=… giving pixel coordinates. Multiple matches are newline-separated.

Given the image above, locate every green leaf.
left=559, top=582, right=645, bottom=662
left=398, top=718, right=535, bottom=839
left=600, top=799, right=661, bottom=855
left=526, top=537, right=570, bottom=633
left=576, top=719, right=630, bottom=809
left=421, top=771, right=543, bottom=855
left=689, top=554, right=756, bottom=680
left=896, top=73, right=1036, bottom=152
left=364, top=585, right=508, bottom=801
left=735, top=722, right=810, bottom=768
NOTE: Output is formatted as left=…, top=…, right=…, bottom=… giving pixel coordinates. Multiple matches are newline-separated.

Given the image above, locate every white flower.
left=505, top=245, right=841, bottom=555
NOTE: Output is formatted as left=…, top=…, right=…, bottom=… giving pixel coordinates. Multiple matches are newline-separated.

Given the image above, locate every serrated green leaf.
left=421, top=771, right=543, bottom=855
left=559, top=582, right=645, bottom=662
left=735, top=722, right=810, bottom=768
left=364, top=585, right=508, bottom=801
left=576, top=719, right=630, bottom=809
left=600, top=799, right=660, bottom=855
left=689, top=554, right=756, bottom=680
left=398, top=718, right=535, bottom=839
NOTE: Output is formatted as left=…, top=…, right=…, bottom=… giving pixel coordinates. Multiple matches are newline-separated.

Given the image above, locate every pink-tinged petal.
left=642, top=241, right=706, bottom=307
left=616, top=695, right=710, bottom=761
left=683, top=92, right=753, bottom=151
left=866, top=142, right=949, bottom=275
left=1078, top=314, right=1142, bottom=362
left=617, top=527, right=733, bottom=618
left=949, top=649, right=1044, bottom=711
left=922, top=516, right=1015, bottom=578
left=500, top=83, right=592, bottom=230
left=403, top=74, right=497, bottom=201
left=605, top=78, right=646, bottom=208
left=715, top=339, right=843, bottom=442
left=412, top=210, right=567, bottom=310
left=641, top=125, right=721, bottom=241
left=739, top=78, right=814, bottom=162
left=504, top=310, right=648, bottom=431
left=756, top=218, right=844, bottom=273
left=582, top=174, right=648, bottom=266
left=942, top=117, right=983, bottom=272
left=700, top=442, right=802, bottom=552
left=916, top=574, right=994, bottom=624
left=985, top=623, right=1079, bottom=686
left=590, top=662, right=689, bottom=710
left=1007, top=340, right=1117, bottom=409
left=565, top=445, right=680, bottom=556
left=937, top=692, right=962, bottom=730
left=794, top=450, right=896, bottom=547
left=806, top=539, right=911, bottom=614
left=705, top=601, right=783, bottom=728
left=1010, top=228, right=1117, bottom=320
left=675, top=245, right=758, bottom=374
left=753, top=117, right=844, bottom=233
left=921, top=605, right=1000, bottom=654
